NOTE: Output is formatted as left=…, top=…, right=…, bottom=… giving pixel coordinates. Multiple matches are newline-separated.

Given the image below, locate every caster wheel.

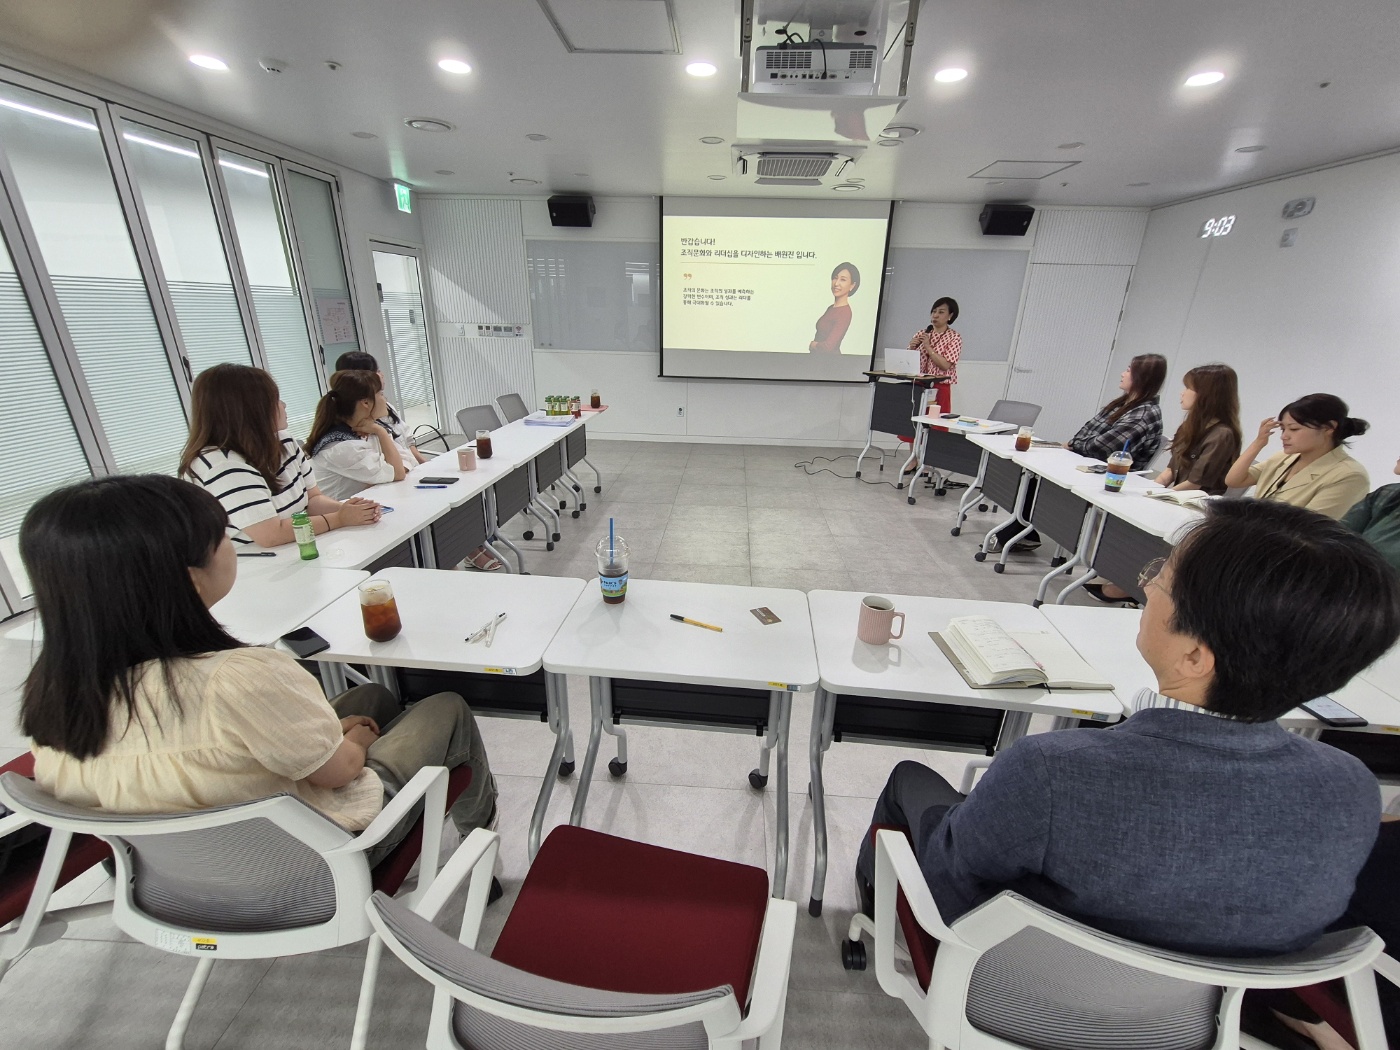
left=1050, top=556, right=1066, bottom=568
left=546, top=541, right=555, bottom=551
left=1031, top=599, right=1043, bottom=608
left=974, top=551, right=987, bottom=562
left=580, top=502, right=587, bottom=511
left=608, top=758, right=628, bottom=778
left=854, top=470, right=862, bottom=478
left=571, top=510, right=580, bottom=519
left=523, top=530, right=535, bottom=540
left=951, top=526, right=961, bottom=537
left=748, top=769, right=768, bottom=790
left=907, top=496, right=916, bottom=505
left=552, top=532, right=561, bottom=542
left=994, top=563, right=1005, bottom=574
left=809, top=897, right=823, bottom=917
left=978, top=503, right=989, bottom=512
left=841, top=939, right=867, bottom=971
left=559, top=500, right=568, bottom=510
left=935, top=487, right=947, bottom=497
left=593, top=485, right=601, bottom=494
left=558, top=759, right=576, bottom=778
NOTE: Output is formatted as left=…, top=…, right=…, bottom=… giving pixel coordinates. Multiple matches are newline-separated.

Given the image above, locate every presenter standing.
left=809, top=262, right=859, bottom=353
left=908, top=297, right=961, bottom=415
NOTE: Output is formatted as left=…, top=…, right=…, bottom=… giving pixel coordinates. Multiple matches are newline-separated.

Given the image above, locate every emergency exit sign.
left=394, top=183, right=412, bottom=213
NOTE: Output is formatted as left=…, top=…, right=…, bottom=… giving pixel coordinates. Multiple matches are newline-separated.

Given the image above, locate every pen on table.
left=670, top=614, right=722, bottom=633
left=415, top=485, right=447, bottom=489
left=466, top=612, right=507, bottom=644
left=237, top=551, right=277, bottom=557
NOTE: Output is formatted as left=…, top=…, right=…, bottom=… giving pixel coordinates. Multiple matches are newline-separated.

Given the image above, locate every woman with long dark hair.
left=179, top=363, right=379, bottom=547
left=1067, top=354, right=1168, bottom=466
left=305, top=370, right=408, bottom=502
left=1155, top=363, right=1242, bottom=495
left=21, top=475, right=496, bottom=862
left=334, top=350, right=429, bottom=467
left=1225, top=392, right=1370, bottom=519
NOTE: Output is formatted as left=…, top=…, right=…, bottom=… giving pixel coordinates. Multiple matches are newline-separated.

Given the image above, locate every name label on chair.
left=155, top=929, right=218, bottom=954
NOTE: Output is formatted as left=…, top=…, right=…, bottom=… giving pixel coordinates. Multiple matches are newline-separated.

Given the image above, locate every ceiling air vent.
left=756, top=153, right=842, bottom=178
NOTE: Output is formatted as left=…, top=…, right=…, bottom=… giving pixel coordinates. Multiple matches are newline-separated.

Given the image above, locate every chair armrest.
left=727, top=898, right=797, bottom=1041
left=410, top=829, right=500, bottom=930
left=327, top=765, right=448, bottom=857
left=958, top=758, right=993, bottom=795
left=0, top=811, right=30, bottom=839
left=876, top=829, right=960, bottom=943
left=1376, top=953, right=1400, bottom=989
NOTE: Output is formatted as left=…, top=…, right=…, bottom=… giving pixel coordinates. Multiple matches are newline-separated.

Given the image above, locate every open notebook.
left=932, top=615, right=1114, bottom=690
left=1143, top=489, right=1216, bottom=508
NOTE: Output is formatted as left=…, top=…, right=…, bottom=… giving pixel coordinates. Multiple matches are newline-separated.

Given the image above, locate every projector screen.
left=660, top=197, right=893, bottom=382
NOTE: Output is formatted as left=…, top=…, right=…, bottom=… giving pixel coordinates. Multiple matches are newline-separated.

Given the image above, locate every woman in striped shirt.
left=179, top=364, right=380, bottom=547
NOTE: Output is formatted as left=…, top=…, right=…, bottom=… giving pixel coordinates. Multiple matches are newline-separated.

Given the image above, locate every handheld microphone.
left=925, top=324, right=935, bottom=333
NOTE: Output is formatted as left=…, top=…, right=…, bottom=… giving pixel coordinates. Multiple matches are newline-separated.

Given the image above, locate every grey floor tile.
left=654, top=532, right=750, bottom=566
left=748, top=507, right=832, bottom=535
left=745, top=468, right=818, bottom=491
left=750, top=533, right=841, bottom=570
left=681, top=466, right=745, bottom=485
left=746, top=486, right=820, bottom=509
left=590, top=500, right=674, bottom=530
left=604, top=482, right=681, bottom=504
left=649, top=563, right=754, bottom=586
left=673, top=483, right=748, bottom=507
left=779, top=988, right=928, bottom=1048
left=750, top=567, right=855, bottom=592
left=664, top=505, right=749, bottom=532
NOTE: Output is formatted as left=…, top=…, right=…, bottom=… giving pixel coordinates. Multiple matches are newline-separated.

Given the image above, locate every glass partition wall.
left=0, top=69, right=361, bottom=613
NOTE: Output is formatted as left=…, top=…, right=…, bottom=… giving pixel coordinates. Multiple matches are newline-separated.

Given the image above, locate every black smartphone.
left=1300, top=696, right=1368, bottom=728
left=281, top=627, right=330, bottom=659
left=419, top=476, right=459, bottom=485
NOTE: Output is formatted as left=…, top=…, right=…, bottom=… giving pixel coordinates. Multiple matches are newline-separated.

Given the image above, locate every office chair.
left=456, top=405, right=502, bottom=436
left=495, top=393, right=529, bottom=424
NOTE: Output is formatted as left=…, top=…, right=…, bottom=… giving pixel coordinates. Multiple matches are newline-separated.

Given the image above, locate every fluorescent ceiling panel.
left=537, top=0, right=680, bottom=53
left=968, top=160, right=1081, bottom=180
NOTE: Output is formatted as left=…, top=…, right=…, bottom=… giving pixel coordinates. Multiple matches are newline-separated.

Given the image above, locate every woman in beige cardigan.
left=1225, top=393, right=1371, bottom=520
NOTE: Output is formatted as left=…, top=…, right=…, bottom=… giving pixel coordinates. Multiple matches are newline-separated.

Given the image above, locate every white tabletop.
left=543, top=578, right=819, bottom=691
left=1077, top=485, right=1198, bottom=541
left=294, top=566, right=587, bottom=676
left=212, top=557, right=368, bottom=646
left=807, top=591, right=1124, bottom=721
left=1010, top=446, right=1101, bottom=489
left=1359, top=644, right=1400, bottom=702
left=911, top=414, right=1017, bottom=435
left=963, top=435, right=1020, bottom=460
left=1040, top=604, right=1400, bottom=735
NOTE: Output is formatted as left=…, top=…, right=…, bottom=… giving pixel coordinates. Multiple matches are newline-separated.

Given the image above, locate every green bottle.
left=292, top=511, right=319, bottom=560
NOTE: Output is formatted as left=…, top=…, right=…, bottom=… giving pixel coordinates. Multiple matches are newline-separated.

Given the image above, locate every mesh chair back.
left=1, top=775, right=340, bottom=933
left=496, top=393, right=530, bottom=424
left=457, top=405, right=502, bottom=435
left=988, top=400, right=1041, bottom=428
left=370, top=893, right=725, bottom=1050
left=965, top=926, right=1220, bottom=1050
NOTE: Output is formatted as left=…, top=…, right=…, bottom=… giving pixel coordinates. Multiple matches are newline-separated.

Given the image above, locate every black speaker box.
left=979, top=203, right=1035, bottom=236
left=547, top=194, right=595, bottom=227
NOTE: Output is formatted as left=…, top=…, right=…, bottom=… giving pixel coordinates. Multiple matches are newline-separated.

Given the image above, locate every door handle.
left=1013, top=367, right=1034, bottom=374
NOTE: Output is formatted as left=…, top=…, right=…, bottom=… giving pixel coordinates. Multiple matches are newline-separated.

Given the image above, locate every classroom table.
left=1061, top=483, right=1200, bottom=604
left=1040, top=604, right=1400, bottom=737
left=1359, top=643, right=1400, bottom=702
left=291, top=566, right=588, bottom=857
left=542, top=578, right=819, bottom=896
left=212, top=556, right=368, bottom=646
left=853, top=374, right=948, bottom=479
left=903, top=413, right=1016, bottom=502
left=804, top=590, right=1124, bottom=916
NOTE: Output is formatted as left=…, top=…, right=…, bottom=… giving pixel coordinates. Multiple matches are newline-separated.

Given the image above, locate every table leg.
left=320, top=661, right=349, bottom=697
left=581, top=456, right=603, bottom=495
left=952, top=451, right=989, bottom=535
left=570, top=676, right=606, bottom=826
left=562, top=467, right=588, bottom=512
left=993, top=471, right=1035, bottom=570
left=751, top=693, right=780, bottom=787
left=896, top=424, right=922, bottom=487
left=367, top=663, right=400, bottom=700
left=1048, top=716, right=1080, bottom=731
left=773, top=690, right=791, bottom=900
left=1055, top=509, right=1106, bottom=604
left=600, top=677, right=628, bottom=775
left=416, top=526, right=438, bottom=570
left=854, top=427, right=876, bottom=477
left=528, top=671, right=571, bottom=859
left=1035, top=506, right=1094, bottom=607
left=997, top=710, right=1033, bottom=748
left=808, top=687, right=837, bottom=916
left=482, top=539, right=514, bottom=573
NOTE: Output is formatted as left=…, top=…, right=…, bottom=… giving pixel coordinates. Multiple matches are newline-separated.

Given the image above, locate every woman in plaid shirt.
left=1068, top=354, right=1167, bottom=465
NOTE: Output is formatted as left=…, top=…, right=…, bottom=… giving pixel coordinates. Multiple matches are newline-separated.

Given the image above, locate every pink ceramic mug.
left=457, top=446, right=478, bottom=471
left=857, top=595, right=905, bottom=645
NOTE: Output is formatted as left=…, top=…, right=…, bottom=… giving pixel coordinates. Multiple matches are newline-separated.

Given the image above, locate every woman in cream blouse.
left=1225, top=392, right=1371, bottom=520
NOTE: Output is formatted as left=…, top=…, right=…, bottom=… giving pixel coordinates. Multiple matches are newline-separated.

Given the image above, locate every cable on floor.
left=792, top=455, right=902, bottom=488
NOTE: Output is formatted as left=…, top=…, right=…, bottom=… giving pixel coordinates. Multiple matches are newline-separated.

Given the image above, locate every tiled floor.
left=0, top=440, right=1118, bottom=1048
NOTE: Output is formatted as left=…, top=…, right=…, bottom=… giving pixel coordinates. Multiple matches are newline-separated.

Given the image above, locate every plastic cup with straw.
left=596, top=516, right=629, bottom=603
left=1105, top=439, right=1133, bottom=492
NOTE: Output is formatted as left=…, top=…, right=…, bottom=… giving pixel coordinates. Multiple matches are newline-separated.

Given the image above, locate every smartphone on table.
left=1300, top=696, right=1368, bottom=728
left=281, top=627, right=330, bottom=659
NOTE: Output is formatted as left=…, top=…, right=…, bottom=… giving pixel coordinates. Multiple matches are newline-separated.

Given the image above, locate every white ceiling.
left=1, top=0, right=1398, bottom=206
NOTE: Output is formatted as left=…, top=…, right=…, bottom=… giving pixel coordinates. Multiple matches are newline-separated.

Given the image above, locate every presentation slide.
left=661, top=198, right=892, bottom=382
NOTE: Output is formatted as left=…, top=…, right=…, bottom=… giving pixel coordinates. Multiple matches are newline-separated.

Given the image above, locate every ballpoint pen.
left=466, top=612, right=507, bottom=645
left=237, top=551, right=277, bottom=557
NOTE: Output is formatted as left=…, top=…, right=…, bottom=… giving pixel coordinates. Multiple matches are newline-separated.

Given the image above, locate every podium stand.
left=854, top=372, right=947, bottom=478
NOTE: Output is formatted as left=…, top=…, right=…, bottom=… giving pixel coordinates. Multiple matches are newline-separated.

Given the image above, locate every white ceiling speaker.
left=258, top=58, right=287, bottom=74
left=404, top=118, right=456, bottom=133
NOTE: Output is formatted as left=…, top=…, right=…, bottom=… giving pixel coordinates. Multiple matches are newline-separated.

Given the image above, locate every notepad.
left=1143, top=489, right=1215, bottom=508
left=932, top=616, right=1113, bottom=690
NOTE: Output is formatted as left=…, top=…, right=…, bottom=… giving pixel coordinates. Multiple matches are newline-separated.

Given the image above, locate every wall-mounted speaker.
left=547, top=194, right=596, bottom=227
left=979, top=203, right=1035, bottom=236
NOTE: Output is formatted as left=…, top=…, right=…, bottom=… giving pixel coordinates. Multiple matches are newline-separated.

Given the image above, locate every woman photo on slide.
left=809, top=262, right=860, bottom=353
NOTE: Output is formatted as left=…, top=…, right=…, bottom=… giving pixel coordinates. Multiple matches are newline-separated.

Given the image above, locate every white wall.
left=337, top=168, right=424, bottom=366
left=1114, top=152, right=1400, bottom=482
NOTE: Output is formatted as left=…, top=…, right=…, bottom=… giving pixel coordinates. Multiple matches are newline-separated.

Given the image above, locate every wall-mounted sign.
left=394, top=182, right=412, bottom=213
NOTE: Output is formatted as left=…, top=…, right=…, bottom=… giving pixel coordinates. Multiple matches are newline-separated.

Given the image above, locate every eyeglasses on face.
left=1138, top=557, right=1167, bottom=591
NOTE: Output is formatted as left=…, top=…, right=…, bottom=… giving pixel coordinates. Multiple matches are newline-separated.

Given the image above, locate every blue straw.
left=609, top=517, right=615, bottom=561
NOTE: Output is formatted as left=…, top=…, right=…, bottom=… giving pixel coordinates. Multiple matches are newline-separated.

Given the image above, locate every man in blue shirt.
left=857, top=499, right=1400, bottom=956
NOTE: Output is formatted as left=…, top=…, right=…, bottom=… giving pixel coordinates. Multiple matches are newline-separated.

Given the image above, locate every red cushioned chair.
left=0, top=762, right=471, bottom=1050
left=366, top=824, right=798, bottom=1049
left=0, top=752, right=112, bottom=984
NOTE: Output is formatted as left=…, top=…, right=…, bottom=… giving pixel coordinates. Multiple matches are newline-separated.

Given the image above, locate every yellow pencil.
left=670, top=613, right=723, bottom=632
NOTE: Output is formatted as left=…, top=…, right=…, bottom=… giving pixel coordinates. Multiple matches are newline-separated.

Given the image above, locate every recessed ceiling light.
left=437, top=58, right=472, bottom=75
left=686, top=61, right=718, bottom=77
left=525, top=133, right=549, bottom=141
left=832, top=183, right=863, bottom=191
left=1127, top=181, right=1150, bottom=187
left=880, top=125, right=920, bottom=139
left=699, top=136, right=725, bottom=144
left=435, top=169, right=455, bottom=175
left=1235, top=144, right=1266, bottom=153
left=573, top=173, right=589, bottom=178
left=189, top=54, right=229, bottom=71
left=933, top=67, right=968, bottom=83
left=351, top=131, right=377, bottom=139
left=707, top=174, right=726, bottom=180
left=404, top=117, right=455, bottom=133
left=877, top=138, right=902, bottom=147
left=847, top=177, right=865, bottom=183
left=1058, top=142, right=1084, bottom=150
left=987, top=181, right=1005, bottom=186
left=510, top=177, right=540, bottom=185
left=1184, top=71, right=1225, bottom=87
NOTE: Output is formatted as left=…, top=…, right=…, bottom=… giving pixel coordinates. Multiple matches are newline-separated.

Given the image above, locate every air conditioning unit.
left=749, top=43, right=878, bottom=96
left=734, top=150, right=854, bottom=181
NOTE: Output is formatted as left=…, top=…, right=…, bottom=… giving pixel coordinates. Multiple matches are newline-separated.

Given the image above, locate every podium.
left=854, top=372, right=948, bottom=478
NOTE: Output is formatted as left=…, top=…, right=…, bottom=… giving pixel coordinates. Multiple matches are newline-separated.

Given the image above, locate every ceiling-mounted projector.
left=749, top=42, right=878, bottom=95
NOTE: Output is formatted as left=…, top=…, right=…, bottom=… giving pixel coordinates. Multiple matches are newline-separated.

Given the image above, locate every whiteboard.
left=875, top=247, right=1029, bottom=362
left=526, top=239, right=658, bottom=352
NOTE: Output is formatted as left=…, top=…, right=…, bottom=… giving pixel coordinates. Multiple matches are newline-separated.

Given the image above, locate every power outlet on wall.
left=677, top=406, right=685, bottom=416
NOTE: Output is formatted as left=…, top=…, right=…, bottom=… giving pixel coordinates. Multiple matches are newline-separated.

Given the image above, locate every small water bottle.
left=292, top=510, right=319, bottom=560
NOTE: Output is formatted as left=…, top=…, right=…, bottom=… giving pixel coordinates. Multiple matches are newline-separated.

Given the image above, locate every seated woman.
left=334, top=350, right=430, bottom=468
left=857, top=499, right=1400, bottom=959
left=1066, top=353, right=1167, bottom=466
left=1224, top=392, right=1370, bottom=519
left=305, top=369, right=410, bottom=502
left=1342, top=453, right=1400, bottom=572
left=179, top=363, right=379, bottom=547
left=20, top=475, right=497, bottom=868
